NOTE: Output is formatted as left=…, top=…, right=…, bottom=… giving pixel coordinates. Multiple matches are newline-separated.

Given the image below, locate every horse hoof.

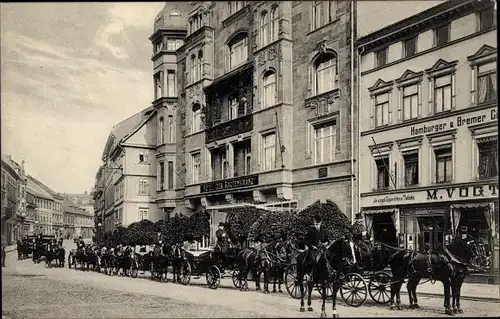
left=256, top=287, right=261, bottom=291
left=264, top=290, right=270, bottom=294
left=299, top=307, right=305, bottom=313
left=272, top=289, right=277, bottom=293
left=413, top=304, right=419, bottom=309
left=320, top=313, right=327, bottom=318
left=390, top=305, right=396, bottom=311
left=307, top=307, right=313, bottom=312
left=445, top=309, right=455, bottom=316
left=457, top=309, right=463, bottom=314
left=332, top=313, right=339, bottom=318
left=397, top=305, right=403, bottom=310
left=279, top=289, right=283, bottom=293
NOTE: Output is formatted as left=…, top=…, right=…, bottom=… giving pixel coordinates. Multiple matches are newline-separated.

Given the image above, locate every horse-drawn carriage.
left=181, top=246, right=247, bottom=289
left=284, top=240, right=393, bottom=307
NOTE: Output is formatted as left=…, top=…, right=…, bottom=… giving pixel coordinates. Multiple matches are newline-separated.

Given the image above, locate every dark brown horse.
left=387, top=236, right=488, bottom=315
left=236, top=247, right=273, bottom=293
left=295, top=235, right=357, bottom=318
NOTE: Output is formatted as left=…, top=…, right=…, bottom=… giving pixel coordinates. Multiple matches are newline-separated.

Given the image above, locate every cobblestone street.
left=2, top=246, right=499, bottom=318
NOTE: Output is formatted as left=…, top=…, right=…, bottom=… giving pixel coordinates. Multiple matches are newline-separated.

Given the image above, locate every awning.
left=362, top=209, right=397, bottom=215
left=451, top=202, right=491, bottom=209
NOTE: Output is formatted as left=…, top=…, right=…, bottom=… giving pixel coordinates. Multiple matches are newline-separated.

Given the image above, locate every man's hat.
left=355, top=213, right=363, bottom=220
left=313, top=214, right=323, bottom=223
left=218, top=222, right=225, bottom=227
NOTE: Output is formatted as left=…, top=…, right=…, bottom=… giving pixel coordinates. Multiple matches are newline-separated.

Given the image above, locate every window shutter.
left=397, top=88, right=402, bottom=122
left=369, top=96, right=375, bottom=128
left=428, top=79, right=434, bottom=116
left=417, top=83, right=422, bottom=118
left=451, top=73, right=456, bottom=110
left=470, top=67, right=476, bottom=105
left=388, top=92, right=393, bottom=125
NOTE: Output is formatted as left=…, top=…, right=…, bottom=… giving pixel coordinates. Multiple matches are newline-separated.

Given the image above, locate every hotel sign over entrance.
left=410, top=108, right=497, bottom=136
left=200, top=175, right=259, bottom=193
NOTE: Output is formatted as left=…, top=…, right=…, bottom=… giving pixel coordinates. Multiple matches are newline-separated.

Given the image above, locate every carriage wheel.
left=285, top=264, right=305, bottom=299
left=316, top=281, right=334, bottom=298
left=206, top=265, right=221, bottom=289
left=179, top=260, right=192, bottom=285
left=130, top=259, right=139, bottom=279
left=340, top=273, right=368, bottom=307
left=232, top=267, right=243, bottom=289
left=368, top=272, right=392, bottom=304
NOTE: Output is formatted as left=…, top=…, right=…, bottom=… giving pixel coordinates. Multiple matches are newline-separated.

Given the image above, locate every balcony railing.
left=206, top=114, right=253, bottom=143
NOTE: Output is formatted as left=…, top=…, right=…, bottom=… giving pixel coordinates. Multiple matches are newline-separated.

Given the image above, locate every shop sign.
left=426, top=183, right=498, bottom=201
left=200, top=175, right=259, bottom=193
left=410, top=108, right=497, bottom=136
left=364, top=182, right=498, bottom=206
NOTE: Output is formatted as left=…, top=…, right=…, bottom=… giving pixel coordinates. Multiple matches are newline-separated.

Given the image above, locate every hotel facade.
left=357, top=0, right=498, bottom=280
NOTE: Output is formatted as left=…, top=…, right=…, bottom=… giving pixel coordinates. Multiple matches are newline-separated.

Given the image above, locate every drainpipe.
left=350, top=0, right=356, bottom=223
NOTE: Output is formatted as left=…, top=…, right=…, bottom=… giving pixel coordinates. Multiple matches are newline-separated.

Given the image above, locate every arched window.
left=159, top=117, right=165, bottom=144
left=262, top=70, right=277, bottom=107
left=270, top=7, right=279, bottom=42
left=167, top=115, right=174, bottom=143
left=192, top=103, right=202, bottom=133
left=313, top=53, right=337, bottom=95
left=190, top=54, right=197, bottom=83
left=198, top=49, right=204, bottom=80
left=260, top=11, right=269, bottom=47
left=227, top=32, right=248, bottom=69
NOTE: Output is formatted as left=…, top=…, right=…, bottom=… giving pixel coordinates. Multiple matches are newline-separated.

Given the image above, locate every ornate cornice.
left=304, top=89, right=341, bottom=109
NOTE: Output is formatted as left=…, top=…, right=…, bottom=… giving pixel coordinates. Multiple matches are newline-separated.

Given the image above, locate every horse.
left=264, top=239, right=295, bottom=293
left=386, top=236, right=488, bottom=315
left=151, top=243, right=169, bottom=282
left=236, top=247, right=273, bottom=293
left=295, top=235, right=357, bottom=318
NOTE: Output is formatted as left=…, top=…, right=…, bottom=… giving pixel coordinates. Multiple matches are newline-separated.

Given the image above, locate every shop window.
left=435, top=147, right=453, bottom=183
left=478, top=139, right=498, bottom=179
left=403, top=152, right=419, bottom=186
left=375, top=156, right=390, bottom=190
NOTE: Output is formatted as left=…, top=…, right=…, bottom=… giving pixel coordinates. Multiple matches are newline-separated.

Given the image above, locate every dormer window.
left=227, top=33, right=248, bottom=70
left=170, top=10, right=180, bottom=17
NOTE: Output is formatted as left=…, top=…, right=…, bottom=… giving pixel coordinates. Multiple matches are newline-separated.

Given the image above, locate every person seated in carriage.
left=350, top=213, right=367, bottom=241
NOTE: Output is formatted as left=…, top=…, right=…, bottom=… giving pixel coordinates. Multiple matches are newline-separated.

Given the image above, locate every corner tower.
left=150, top=2, right=190, bottom=220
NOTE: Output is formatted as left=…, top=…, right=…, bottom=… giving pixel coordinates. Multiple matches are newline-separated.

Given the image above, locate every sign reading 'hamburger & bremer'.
left=200, top=175, right=259, bottom=193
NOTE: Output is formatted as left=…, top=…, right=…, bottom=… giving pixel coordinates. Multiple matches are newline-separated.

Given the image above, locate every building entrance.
left=417, top=216, right=446, bottom=252
left=372, top=213, right=397, bottom=246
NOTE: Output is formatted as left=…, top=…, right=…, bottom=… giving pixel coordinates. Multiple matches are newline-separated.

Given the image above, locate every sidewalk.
left=400, top=280, right=500, bottom=302
left=4, top=245, right=16, bottom=253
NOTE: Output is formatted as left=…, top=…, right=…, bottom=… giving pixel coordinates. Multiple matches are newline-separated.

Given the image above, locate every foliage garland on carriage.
left=97, top=200, right=352, bottom=250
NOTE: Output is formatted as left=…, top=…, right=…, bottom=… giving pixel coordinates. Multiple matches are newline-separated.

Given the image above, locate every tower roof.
left=153, top=2, right=191, bottom=33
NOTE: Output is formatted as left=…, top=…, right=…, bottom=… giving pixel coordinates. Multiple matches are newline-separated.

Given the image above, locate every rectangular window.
left=478, top=140, right=498, bottom=179
left=404, top=36, right=417, bottom=58
left=375, top=93, right=389, bottom=127
left=375, top=48, right=387, bottom=67
left=375, top=157, right=390, bottom=190
left=154, top=72, right=163, bottom=100
left=139, top=208, right=149, bottom=221
left=229, top=95, right=239, bottom=121
left=434, top=24, right=449, bottom=46
left=245, top=144, right=252, bottom=175
left=166, top=40, right=176, bottom=51
left=139, top=152, right=148, bottom=163
left=262, top=133, right=276, bottom=171
left=312, top=1, right=322, bottom=30
left=402, top=85, right=418, bottom=121
left=166, top=71, right=176, bottom=97
left=233, top=140, right=252, bottom=177
left=138, top=179, right=149, bottom=195
left=167, top=116, right=174, bottom=143
left=477, top=61, right=497, bottom=104
left=479, top=8, right=495, bottom=31
left=191, top=152, right=201, bottom=184
left=159, top=162, right=165, bottom=190
left=314, top=121, right=336, bottom=164
left=167, top=161, right=174, bottom=189
left=434, top=75, right=452, bottom=113
left=211, top=148, right=228, bottom=180
left=403, top=153, right=419, bottom=186
left=435, top=147, right=453, bottom=183
left=229, top=37, right=248, bottom=69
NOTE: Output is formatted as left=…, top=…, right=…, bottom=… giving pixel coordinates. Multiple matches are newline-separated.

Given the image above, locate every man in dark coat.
left=304, top=215, right=327, bottom=264
left=350, top=213, right=367, bottom=241
left=215, top=222, right=230, bottom=254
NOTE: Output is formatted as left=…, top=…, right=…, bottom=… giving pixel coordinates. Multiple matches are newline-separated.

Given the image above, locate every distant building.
left=62, top=192, right=95, bottom=216
left=1, top=155, right=27, bottom=244
left=63, top=198, right=94, bottom=239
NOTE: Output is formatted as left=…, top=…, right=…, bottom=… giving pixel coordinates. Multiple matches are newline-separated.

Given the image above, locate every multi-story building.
left=357, top=0, right=497, bottom=278
left=28, top=175, right=64, bottom=237
left=63, top=199, right=95, bottom=239
left=1, top=155, right=27, bottom=244
left=27, top=176, right=54, bottom=235
left=97, top=1, right=361, bottom=248
left=63, top=192, right=95, bottom=216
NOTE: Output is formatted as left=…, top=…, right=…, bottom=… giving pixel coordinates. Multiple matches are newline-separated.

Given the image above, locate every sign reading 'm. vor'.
left=410, top=108, right=497, bottom=136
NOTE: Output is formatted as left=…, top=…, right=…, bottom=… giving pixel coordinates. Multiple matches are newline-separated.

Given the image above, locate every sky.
left=1, top=2, right=165, bottom=194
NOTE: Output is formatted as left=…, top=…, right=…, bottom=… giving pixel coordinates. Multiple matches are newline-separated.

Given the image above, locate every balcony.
left=205, top=114, right=253, bottom=143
